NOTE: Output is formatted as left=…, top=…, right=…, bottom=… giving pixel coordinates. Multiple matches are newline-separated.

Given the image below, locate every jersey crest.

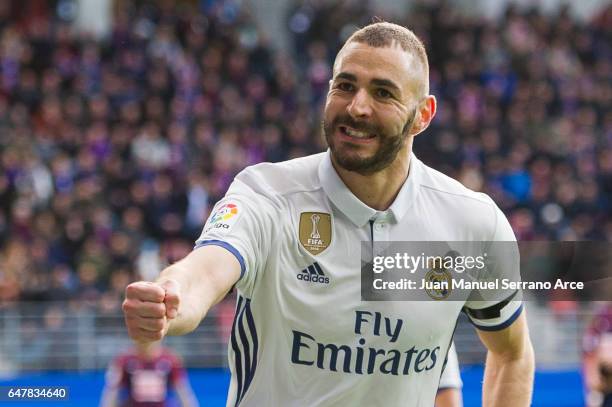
left=299, top=212, right=332, bottom=255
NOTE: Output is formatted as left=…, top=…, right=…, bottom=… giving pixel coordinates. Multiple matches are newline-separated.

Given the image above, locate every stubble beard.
left=322, top=109, right=417, bottom=176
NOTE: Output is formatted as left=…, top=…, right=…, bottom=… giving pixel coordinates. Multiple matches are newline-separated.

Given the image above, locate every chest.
left=263, top=208, right=463, bottom=349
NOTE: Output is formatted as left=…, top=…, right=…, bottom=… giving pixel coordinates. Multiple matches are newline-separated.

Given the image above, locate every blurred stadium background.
left=0, top=0, right=610, bottom=405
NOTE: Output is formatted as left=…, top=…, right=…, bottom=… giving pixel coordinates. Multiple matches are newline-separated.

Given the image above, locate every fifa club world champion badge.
left=299, top=212, right=332, bottom=255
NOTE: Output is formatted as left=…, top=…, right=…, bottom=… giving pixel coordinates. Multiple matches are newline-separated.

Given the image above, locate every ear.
left=409, top=95, right=437, bottom=137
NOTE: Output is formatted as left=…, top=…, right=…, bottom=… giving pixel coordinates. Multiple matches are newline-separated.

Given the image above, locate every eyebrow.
left=334, top=72, right=401, bottom=93
left=371, top=78, right=401, bottom=92
left=335, top=72, right=358, bottom=82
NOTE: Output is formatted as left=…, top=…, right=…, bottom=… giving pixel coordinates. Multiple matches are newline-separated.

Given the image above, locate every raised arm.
left=122, top=245, right=241, bottom=342
left=477, top=311, right=535, bottom=407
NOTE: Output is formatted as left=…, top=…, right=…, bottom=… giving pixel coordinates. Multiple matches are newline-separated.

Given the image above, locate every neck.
left=331, top=147, right=412, bottom=211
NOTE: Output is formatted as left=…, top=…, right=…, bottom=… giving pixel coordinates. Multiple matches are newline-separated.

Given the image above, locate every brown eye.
left=337, top=82, right=354, bottom=92
left=376, top=88, right=392, bottom=98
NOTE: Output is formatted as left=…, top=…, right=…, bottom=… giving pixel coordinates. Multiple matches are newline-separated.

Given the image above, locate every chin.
left=333, top=153, right=378, bottom=174
left=333, top=149, right=370, bottom=164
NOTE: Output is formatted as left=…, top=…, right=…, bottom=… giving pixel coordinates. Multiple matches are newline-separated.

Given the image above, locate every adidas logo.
left=296, top=262, right=330, bottom=284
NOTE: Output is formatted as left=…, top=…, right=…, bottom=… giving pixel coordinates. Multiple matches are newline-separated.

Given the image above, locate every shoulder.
left=113, top=352, right=132, bottom=367
left=229, top=153, right=324, bottom=200
left=416, top=158, right=505, bottom=238
left=418, top=160, right=494, bottom=208
left=107, top=353, right=131, bottom=380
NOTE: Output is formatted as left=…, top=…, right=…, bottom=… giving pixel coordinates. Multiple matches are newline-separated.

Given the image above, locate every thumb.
left=159, top=279, right=180, bottom=319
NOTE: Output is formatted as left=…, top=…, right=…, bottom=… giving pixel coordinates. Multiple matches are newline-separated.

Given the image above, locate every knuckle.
left=153, top=303, right=166, bottom=316
left=125, top=283, right=141, bottom=298
left=144, top=319, right=161, bottom=330
left=122, top=299, right=133, bottom=313
left=125, top=283, right=137, bottom=294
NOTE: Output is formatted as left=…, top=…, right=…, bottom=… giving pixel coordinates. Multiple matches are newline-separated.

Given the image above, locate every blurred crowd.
left=0, top=0, right=610, bottom=310
left=0, top=0, right=312, bottom=308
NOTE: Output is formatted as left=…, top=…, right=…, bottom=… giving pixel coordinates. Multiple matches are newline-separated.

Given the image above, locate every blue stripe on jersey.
left=231, top=296, right=259, bottom=406
left=470, top=304, right=523, bottom=332
left=194, top=240, right=246, bottom=278
left=230, top=296, right=245, bottom=405
left=243, top=301, right=258, bottom=398
left=237, top=303, right=252, bottom=405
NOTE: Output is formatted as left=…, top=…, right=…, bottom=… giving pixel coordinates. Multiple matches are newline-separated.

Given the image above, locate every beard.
left=322, top=108, right=417, bottom=176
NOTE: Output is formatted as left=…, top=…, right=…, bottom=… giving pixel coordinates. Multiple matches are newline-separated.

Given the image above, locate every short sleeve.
left=463, top=204, right=523, bottom=331
left=194, top=178, right=275, bottom=297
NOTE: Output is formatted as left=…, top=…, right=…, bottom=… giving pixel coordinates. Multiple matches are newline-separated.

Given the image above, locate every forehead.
left=333, top=42, right=422, bottom=93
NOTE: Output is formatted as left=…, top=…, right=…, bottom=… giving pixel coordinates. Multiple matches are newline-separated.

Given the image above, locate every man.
left=123, top=22, right=534, bottom=406
left=100, top=340, right=198, bottom=407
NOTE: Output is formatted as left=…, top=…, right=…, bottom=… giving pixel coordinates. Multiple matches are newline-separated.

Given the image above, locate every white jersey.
left=196, top=151, right=521, bottom=407
left=438, top=343, right=462, bottom=390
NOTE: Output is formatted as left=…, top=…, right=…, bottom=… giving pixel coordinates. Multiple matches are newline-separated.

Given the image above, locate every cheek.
left=378, top=112, right=406, bottom=134
left=323, top=98, right=342, bottom=120
left=384, top=106, right=413, bottom=133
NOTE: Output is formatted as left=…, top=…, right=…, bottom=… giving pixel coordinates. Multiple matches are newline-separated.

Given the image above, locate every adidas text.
left=297, top=274, right=329, bottom=284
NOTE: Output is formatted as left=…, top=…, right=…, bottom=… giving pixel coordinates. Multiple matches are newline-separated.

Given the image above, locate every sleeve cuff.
left=437, top=386, right=462, bottom=392
left=469, top=304, right=523, bottom=332
left=194, top=240, right=246, bottom=279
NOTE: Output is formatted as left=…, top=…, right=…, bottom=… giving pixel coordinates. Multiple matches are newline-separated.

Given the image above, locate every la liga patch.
left=204, top=202, right=241, bottom=233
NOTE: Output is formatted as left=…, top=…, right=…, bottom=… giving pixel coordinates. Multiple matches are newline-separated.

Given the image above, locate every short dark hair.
left=341, top=22, right=429, bottom=95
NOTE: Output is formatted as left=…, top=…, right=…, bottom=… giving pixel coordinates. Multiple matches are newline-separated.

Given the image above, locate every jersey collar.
left=318, top=150, right=421, bottom=227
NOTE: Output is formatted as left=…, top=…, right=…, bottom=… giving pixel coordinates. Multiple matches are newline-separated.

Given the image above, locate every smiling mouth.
left=339, top=126, right=377, bottom=140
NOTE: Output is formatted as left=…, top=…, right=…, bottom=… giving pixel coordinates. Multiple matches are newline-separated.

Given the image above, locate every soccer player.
left=100, top=340, right=198, bottom=407
left=123, top=22, right=534, bottom=406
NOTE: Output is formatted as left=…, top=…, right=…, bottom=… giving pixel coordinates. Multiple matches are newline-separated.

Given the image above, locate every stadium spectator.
left=583, top=302, right=612, bottom=407
left=100, top=340, right=198, bottom=407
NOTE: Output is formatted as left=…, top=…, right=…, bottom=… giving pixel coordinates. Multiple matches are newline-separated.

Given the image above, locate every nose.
left=347, top=89, right=373, bottom=119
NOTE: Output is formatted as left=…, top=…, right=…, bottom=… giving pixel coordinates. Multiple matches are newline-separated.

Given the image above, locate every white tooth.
left=346, top=128, right=368, bottom=138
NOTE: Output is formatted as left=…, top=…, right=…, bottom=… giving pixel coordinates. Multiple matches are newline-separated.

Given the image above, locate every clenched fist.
left=122, top=279, right=180, bottom=342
